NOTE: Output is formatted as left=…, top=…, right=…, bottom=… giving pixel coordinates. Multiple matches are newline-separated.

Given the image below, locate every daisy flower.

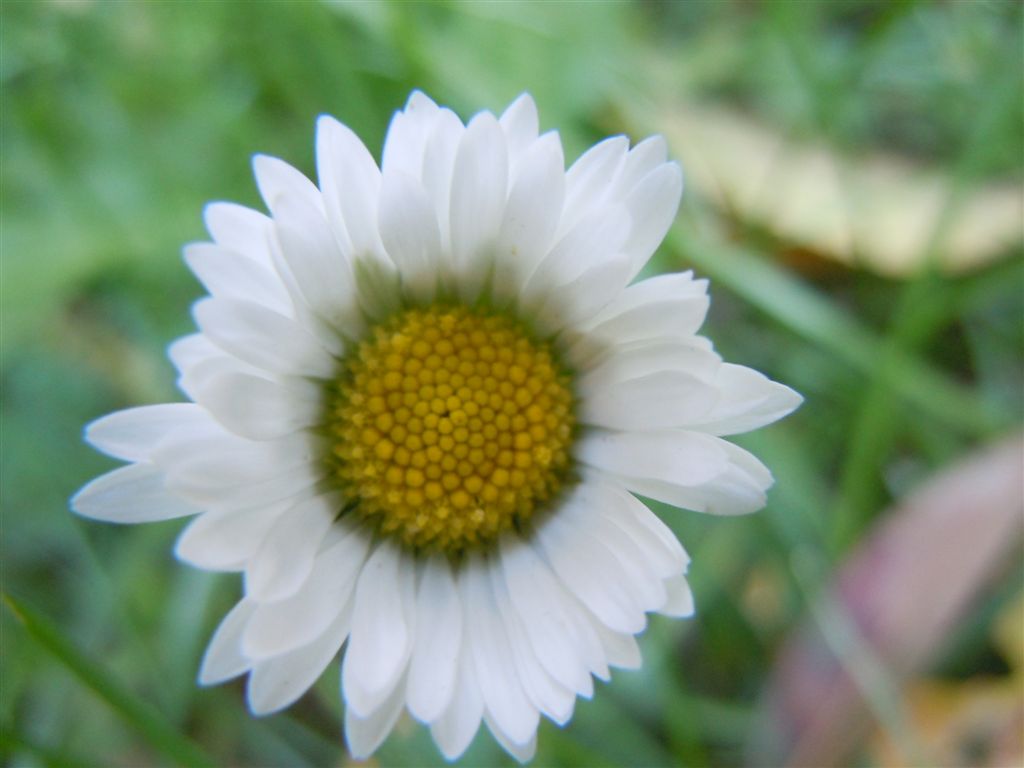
left=72, top=91, right=801, bottom=762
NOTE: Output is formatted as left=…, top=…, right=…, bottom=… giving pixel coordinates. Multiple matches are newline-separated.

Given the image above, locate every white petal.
left=485, top=713, right=537, bottom=764
left=621, top=162, right=683, bottom=278
left=262, top=237, right=349, bottom=360
left=246, top=606, right=350, bottom=715
left=193, top=370, right=321, bottom=440
left=174, top=499, right=294, bottom=572
left=167, top=457, right=321, bottom=510
left=169, top=336, right=269, bottom=399
left=534, top=500, right=647, bottom=634
left=591, top=269, right=706, bottom=320
left=576, top=429, right=728, bottom=489
left=378, top=169, right=442, bottom=303
left=429, top=650, right=483, bottom=760
left=203, top=202, right=275, bottom=267
left=174, top=351, right=262, bottom=403
left=84, top=404, right=208, bottom=462
left=316, top=115, right=387, bottom=261
left=520, top=205, right=629, bottom=311
left=581, top=370, right=720, bottom=431
left=661, top=573, right=696, bottom=618
left=421, top=107, right=465, bottom=255
left=382, top=90, right=440, bottom=178
left=71, top=462, right=200, bottom=524
left=242, top=523, right=370, bottom=658
left=624, top=268, right=704, bottom=305
left=449, top=111, right=508, bottom=301
left=342, top=542, right=416, bottom=717
left=556, top=598, right=609, bottom=684
left=252, top=154, right=323, bottom=218
left=155, top=429, right=320, bottom=505
left=244, top=493, right=340, bottom=601
left=574, top=271, right=710, bottom=354
left=499, top=93, right=539, bottom=161
left=690, top=364, right=804, bottom=435
left=559, top=136, right=629, bottom=236
left=199, top=599, right=256, bottom=685
left=272, top=190, right=364, bottom=338
left=183, top=243, right=291, bottom=312
left=614, top=135, right=668, bottom=196
left=345, top=671, right=407, bottom=759
left=168, top=333, right=219, bottom=374
left=533, top=250, right=632, bottom=333
left=558, top=482, right=671, bottom=608
left=592, top=622, right=642, bottom=670
left=161, top=425, right=314, bottom=486
left=577, top=340, right=720, bottom=396
left=193, top=297, right=337, bottom=379
left=406, top=555, right=462, bottom=723
left=490, top=561, right=575, bottom=725
left=492, top=132, right=565, bottom=304
left=587, top=476, right=688, bottom=578
left=498, top=536, right=592, bottom=696
left=460, top=554, right=539, bottom=745
left=622, top=439, right=774, bottom=516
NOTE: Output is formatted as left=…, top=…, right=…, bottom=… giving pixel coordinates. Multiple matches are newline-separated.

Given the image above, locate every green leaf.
left=3, top=593, right=217, bottom=768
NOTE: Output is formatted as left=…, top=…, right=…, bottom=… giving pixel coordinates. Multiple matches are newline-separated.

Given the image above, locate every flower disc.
left=325, top=305, right=576, bottom=553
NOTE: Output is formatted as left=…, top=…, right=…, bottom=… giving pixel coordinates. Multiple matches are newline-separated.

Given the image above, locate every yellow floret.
left=324, top=305, right=576, bottom=554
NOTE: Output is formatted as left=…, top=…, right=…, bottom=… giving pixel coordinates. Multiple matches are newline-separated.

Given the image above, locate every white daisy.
left=72, top=91, right=801, bottom=762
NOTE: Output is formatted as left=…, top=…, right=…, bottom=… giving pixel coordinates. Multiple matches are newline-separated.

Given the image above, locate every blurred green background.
left=3, top=1, right=1022, bottom=766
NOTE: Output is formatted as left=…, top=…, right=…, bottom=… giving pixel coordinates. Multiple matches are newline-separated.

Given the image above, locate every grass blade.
left=3, top=593, right=217, bottom=768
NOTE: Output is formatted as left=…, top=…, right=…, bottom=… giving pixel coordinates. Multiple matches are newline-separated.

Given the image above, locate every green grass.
left=3, top=2, right=1021, bottom=766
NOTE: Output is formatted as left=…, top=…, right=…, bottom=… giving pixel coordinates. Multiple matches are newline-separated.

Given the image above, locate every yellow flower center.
left=325, top=305, right=576, bottom=554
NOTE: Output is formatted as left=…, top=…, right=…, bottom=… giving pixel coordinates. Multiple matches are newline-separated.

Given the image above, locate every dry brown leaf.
left=993, top=590, right=1024, bottom=673
left=867, top=678, right=1023, bottom=768
left=869, top=593, right=1024, bottom=767
left=653, top=102, right=1023, bottom=277
left=754, top=435, right=1024, bottom=767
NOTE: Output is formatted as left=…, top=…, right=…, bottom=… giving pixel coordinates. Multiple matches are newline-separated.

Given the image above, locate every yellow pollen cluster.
left=325, top=305, right=576, bottom=554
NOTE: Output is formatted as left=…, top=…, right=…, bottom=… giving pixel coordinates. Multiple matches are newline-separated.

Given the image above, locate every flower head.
left=72, top=91, right=801, bottom=762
